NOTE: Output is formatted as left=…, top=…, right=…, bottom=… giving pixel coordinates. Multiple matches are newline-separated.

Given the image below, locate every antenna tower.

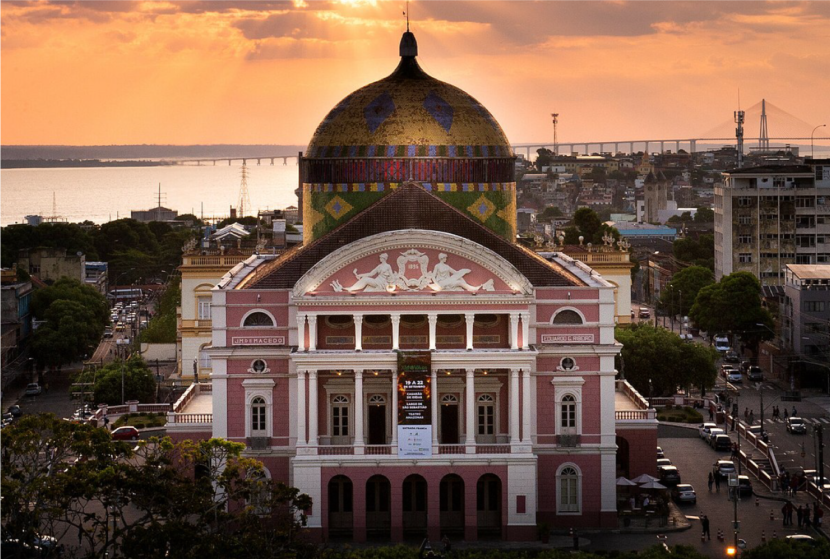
left=237, top=163, right=252, bottom=218
left=155, top=183, right=168, bottom=221
left=734, top=109, right=745, bottom=168
left=44, top=192, right=65, bottom=223
left=551, top=113, right=559, bottom=155
left=759, top=98, right=769, bottom=151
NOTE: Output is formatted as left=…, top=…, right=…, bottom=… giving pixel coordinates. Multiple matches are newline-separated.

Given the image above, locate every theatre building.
left=168, top=30, right=657, bottom=541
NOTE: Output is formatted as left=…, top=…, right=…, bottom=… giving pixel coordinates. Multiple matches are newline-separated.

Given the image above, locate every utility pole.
left=818, top=425, right=825, bottom=498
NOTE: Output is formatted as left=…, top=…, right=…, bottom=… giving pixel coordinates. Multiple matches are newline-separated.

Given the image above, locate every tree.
left=739, top=539, right=830, bottom=559
left=30, top=278, right=109, bottom=367
left=1, top=417, right=312, bottom=559
left=694, top=206, right=714, bottom=223
left=75, top=356, right=157, bottom=404
left=689, top=272, right=775, bottom=347
left=1, top=222, right=98, bottom=268
left=215, top=216, right=258, bottom=229
left=535, top=147, right=555, bottom=170
left=657, top=266, right=715, bottom=317
left=141, top=276, right=180, bottom=343
left=616, top=324, right=718, bottom=397
left=538, top=205, right=563, bottom=222
left=672, top=234, right=714, bottom=270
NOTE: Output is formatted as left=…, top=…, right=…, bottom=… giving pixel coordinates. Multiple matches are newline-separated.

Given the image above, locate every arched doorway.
left=366, top=475, right=391, bottom=539
left=328, top=475, right=353, bottom=538
left=476, top=474, right=502, bottom=537
left=439, top=474, right=465, bottom=535
left=402, top=474, right=427, bottom=536
left=616, top=436, right=630, bottom=478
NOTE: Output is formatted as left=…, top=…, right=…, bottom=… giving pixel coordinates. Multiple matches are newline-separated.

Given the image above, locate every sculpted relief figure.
left=330, top=250, right=494, bottom=293
left=331, top=253, right=397, bottom=292
left=430, top=253, right=494, bottom=292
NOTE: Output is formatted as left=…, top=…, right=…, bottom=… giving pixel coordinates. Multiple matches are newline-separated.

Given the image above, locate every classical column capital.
left=427, top=312, right=438, bottom=322
left=465, top=368, right=476, bottom=377
left=308, top=370, right=318, bottom=380
left=354, top=369, right=364, bottom=379
left=390, top=313, right=401, bottom=323
left=307, top=314, right=318, bottom=324
left=353, top=314, right=364, bottom=324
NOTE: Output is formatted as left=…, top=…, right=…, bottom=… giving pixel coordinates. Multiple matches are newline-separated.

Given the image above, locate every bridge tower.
left=734, top=109, right=745, bottom=168
left=237, top=163, right=252, bottom=218
left=759, top=99, right=769, bottom=151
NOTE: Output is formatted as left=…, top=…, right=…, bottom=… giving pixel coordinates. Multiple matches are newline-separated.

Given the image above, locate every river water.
left=0, top=162, right=300, bottom=226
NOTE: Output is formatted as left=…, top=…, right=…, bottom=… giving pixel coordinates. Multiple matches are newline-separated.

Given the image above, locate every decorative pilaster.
left=354, top=369, right=364, bottom=453
left=431, top=368, right=439, bottom=450
left=428, top=313, right=438, bottom=351
left=308, top=370, right=318, bottom=450
left=521, top=369, right=531, bottom=444
left=509, top=313, right=519, bottom=350
left=296, top=313, right=307, bottom=352
left=354, top=314, right=363, bottom=352
left=510, top=368, right=520, bottom=445
left=465, top=313, right=475, bottom=351
left=297, top=370, right=307, bottom=446
left=521, top=312, right=531, bottom=350
left=391, top=313, right=401, bottom=350
left=307, top=314, right=318, bottom=351
left=391, top=371, right=399, bottom=453
left=465, top=368, right=476, bottom=452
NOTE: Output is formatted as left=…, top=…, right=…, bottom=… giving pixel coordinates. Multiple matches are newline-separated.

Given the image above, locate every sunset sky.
left=2, top=0, right=829, bottom=146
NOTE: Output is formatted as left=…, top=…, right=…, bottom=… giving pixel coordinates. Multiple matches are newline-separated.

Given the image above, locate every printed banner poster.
left=397, top=351, right=432, bottom=457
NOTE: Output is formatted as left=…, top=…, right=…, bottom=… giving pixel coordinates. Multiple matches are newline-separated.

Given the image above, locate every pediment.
left=293, top=230, right=533, bottom=298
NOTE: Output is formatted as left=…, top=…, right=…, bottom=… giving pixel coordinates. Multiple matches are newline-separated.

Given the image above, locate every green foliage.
left=657, top=266, right=715, bottom=317
left=667, top=211, right=692, bottom=224
left=694, top=206, right=714, bottom=223
left=689, top=271, right=774, bottom=347
left=215, top=215, right=259, bottom=228
left=30, top=278, right=109, bottom=367
left=538, top=205, right=564, bottom=221
left=175, top=213, right=204, bottom=226
left=141, top=275, right=180, bottom=343
left=535, top=147, right=555, bottom=170
left=1, top=418, right=312, bottom=559
left=657, top=406, right=704, bottom=423
left=739, top=538, right=830, bottom=559
left=1, top=222, right=99, bottom=268
left=562, top=208, right=622, bottom=247
left=616, top=324, right=718, bottom=397
left=672, top=234, right=714, bottom=270
left=74, top=355, right=156, bottom=405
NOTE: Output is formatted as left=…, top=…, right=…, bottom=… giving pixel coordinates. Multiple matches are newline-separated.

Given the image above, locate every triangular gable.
left=241, top=183, right=584, bottom=289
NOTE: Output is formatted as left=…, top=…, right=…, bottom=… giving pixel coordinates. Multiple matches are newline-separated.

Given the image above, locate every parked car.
left=724, top=350, right=740, bottom=363
left=712, top=434, right=733, bottom=451
left=103, top=327, right=113, bottom=338
left=740, top=360, right=752, bottom=373
left=671, top=484, right=697, bottom=504
left=698, top=422, right=717, bottom=440
left=24, top=383, right=42, bottom=396
left=737, top=475, right=753, bottom=496
left=7, top=405, right=22, bottom=418
left=657, top=458, right=673, bottom=469
left=111, top=426, right=140, bottom=441
left=714, top=335, right=730, bottom=352
left=747, top=366, right=764, bottom=382
left=785, top=534, right=820, bottom=547
left=707, top=428, right=726, bottom=444
left=713, top=460, right=736, bottom=479
left=656, top=446, right=665, bottom=459
left=727, top=370, right=743, bottom=384
left=659, top=465, right=681, bottom=485
left=786, top=417, right=807, bottom=434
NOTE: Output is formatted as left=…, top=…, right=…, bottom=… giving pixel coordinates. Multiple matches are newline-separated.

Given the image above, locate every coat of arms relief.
left=330, top=249, right=495, bottom=293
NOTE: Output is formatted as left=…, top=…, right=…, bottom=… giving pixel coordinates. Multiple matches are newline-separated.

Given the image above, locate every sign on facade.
left=231, top=336, right=285, bottom=346
left=397, top=351, right=432, bottom=457
left=540, top=334, right=595, bottom=344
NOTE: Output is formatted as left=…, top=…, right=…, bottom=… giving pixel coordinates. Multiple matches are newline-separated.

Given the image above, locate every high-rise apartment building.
left=715, top=160, right=830, bottom=285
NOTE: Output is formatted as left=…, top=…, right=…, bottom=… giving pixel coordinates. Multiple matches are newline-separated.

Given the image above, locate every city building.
left=85, top=261, right=108, bottom=295
left=1, top=269, right=33, bottom=367
left=169, top=30, right=656, bottom=542
left=17, top=247, right=85, bottom=284
left=558, top=241, right=634, bottom=324
left=131, top=206, right=178, bottom=223
left=780, top=264, right=830, bottom=356
left=715, top=162, right=830, bottom=286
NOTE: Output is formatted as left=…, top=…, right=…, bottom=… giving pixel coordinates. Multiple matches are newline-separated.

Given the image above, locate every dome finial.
left=400, top=0, right=417, bottom=57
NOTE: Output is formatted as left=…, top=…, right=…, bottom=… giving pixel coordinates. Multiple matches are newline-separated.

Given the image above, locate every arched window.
left=477, top=394, right=495, bottom=436
left=199, top=346, right=212, bottom=369
left=244, top=312, right=275, bottom=327
left=553, top=310, right=583, bottom=325
left=561, top=395, right=576, bottom=429
left=558, top=466, right=580, bottom=513
left=441, top=394, right=458, bottom=405
left=249, top=468, right=272, bottom=515
left=368, top=394, right=386, bottom=405
left=251, top=397, right=267, bottom=435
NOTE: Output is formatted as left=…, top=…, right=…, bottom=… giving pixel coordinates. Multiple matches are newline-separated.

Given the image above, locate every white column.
left=308, top=370, right=318, bottom=450
left=521, top=369, right=532, bottom=444
left=307, top=314, right=318, bottom=351
left=354, top=314, right=363, bottom=352
left=465, top=368, right=476, bottom=452
left=391, top=313, right=401, bottom=350
left=521, top=312, right=531, bottom=350
left=428, top=313, right=438, bottom=351
left=465, top=312, right=475, bottom=351
left=431, top=368, right=439, bottom=449
left=297, top=370, right=307, bottom=446
left=354, top=369, right=364, bottom=452
left=509, top=313, right=519, bottom=350
left=510, top=368, right=520, bottom=445
left=296, top=313, right=307, bottom=352
left=391, top=371, right=399, bottom=453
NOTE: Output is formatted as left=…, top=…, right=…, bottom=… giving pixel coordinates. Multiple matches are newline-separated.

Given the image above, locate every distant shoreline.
left=1, top=159, right=175, bottom=169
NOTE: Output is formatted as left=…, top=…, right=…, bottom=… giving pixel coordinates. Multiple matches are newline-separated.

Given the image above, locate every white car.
left=707, top=428, right=726, bottom=445
left=714, top=335, right=730, bottom=352
left=24, top=383, right=42, bottom=396
left=698, top=422, right=717, bottom=439
left=727, top=371, right=743, bottom=383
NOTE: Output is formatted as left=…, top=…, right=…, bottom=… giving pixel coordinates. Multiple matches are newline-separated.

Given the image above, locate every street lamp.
left=811, top=124, right=827, bottom=159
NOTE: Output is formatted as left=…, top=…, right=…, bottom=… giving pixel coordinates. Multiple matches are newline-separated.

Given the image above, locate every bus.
left=108, top=288, right=143, bottom=304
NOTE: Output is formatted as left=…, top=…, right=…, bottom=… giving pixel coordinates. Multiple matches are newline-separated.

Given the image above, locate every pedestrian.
left=715, top=473, right=721, bottom=490
left=702, top=515, right=711, bottom=541
left=792, top=406, right=797, bottom=417
left=749, top=411, right=755, bottom=425
left=709, top=407, right=714, bottom=422
left=784, top=407, right=789, bottom=420
left=744, top=408, right=749, bottom=422
left=708, top=472, right=714, bottom=492
left=797, top=505, right=804, bottom=528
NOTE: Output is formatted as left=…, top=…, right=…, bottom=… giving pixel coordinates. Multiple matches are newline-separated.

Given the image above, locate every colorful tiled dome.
left=300, top=31, right=516, bottom=243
